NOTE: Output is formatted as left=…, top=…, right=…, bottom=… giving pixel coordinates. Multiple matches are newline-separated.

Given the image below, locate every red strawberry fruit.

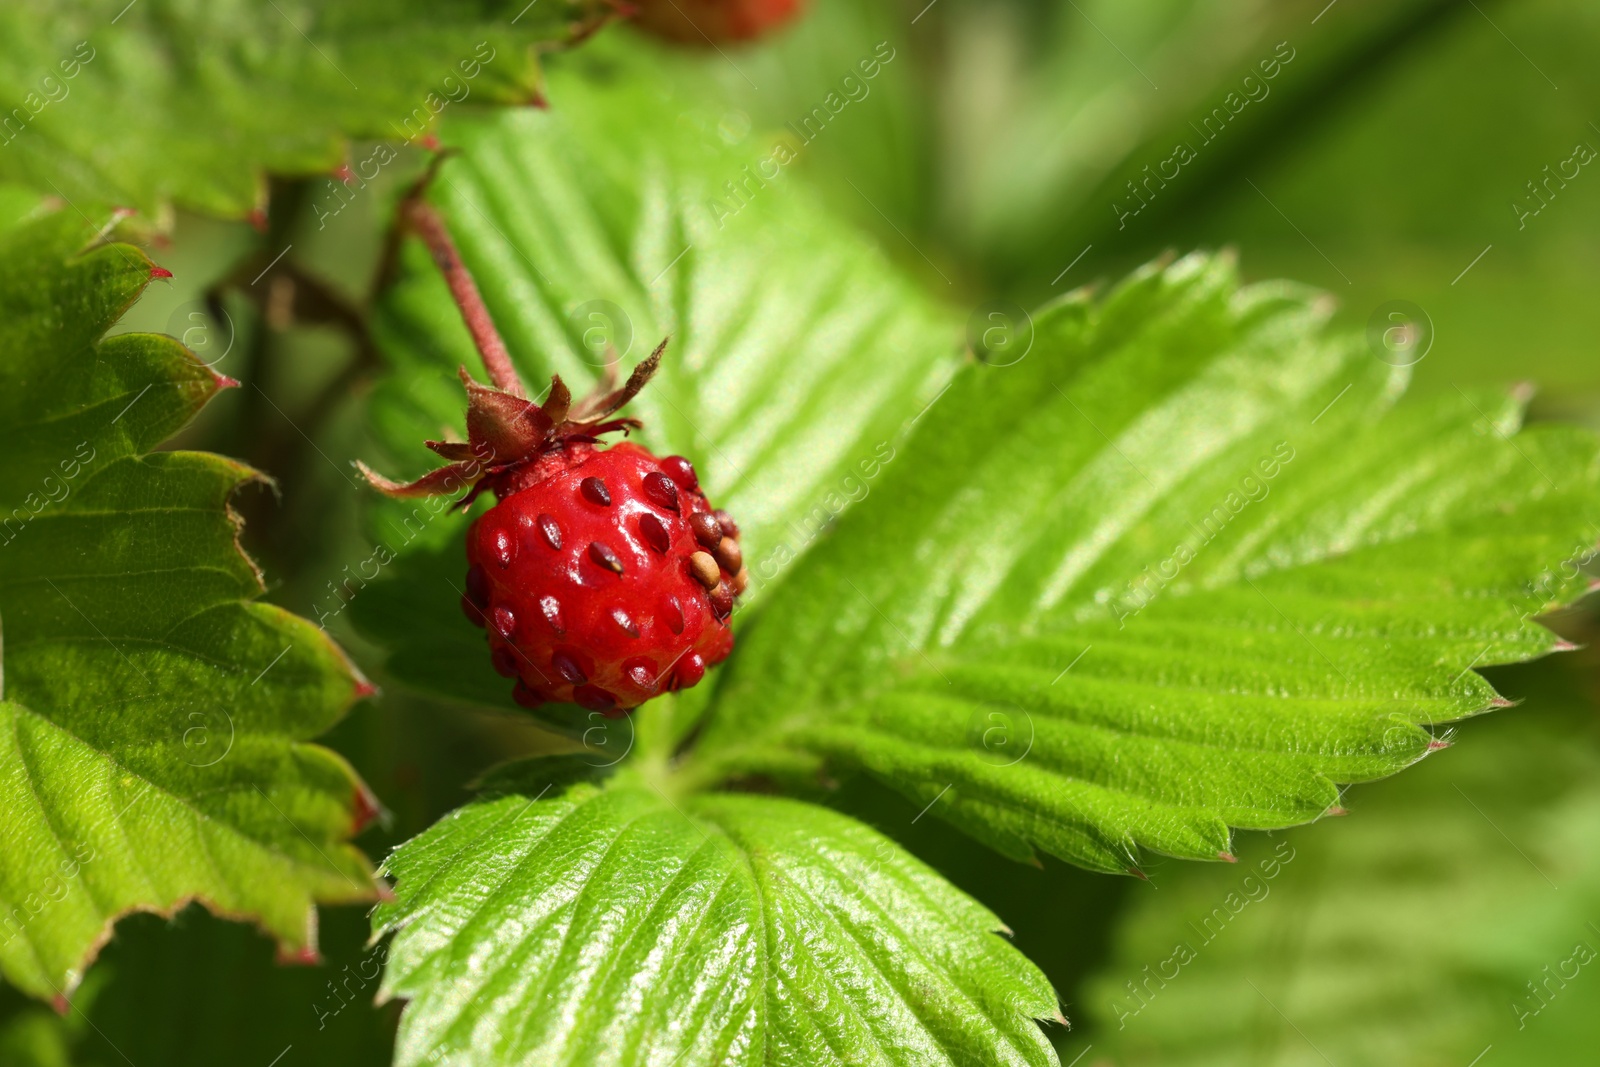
left=360, top=199, right=744, bottom=716
left=463, top=429, right=743, bottom=715
left=630, top=0, right=807, bottom=43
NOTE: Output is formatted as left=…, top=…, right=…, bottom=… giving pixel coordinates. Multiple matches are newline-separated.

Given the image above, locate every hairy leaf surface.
left=0, top=0, right=608, bottom=217
left=374, top=775, right=1059, bottom=1067
left=0, top=210, right=377, bottom=1001
left=687, top=252, right=1600, bottom=872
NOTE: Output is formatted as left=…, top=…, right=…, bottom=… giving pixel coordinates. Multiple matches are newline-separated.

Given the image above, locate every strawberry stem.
left=402, top=199, right=526, bottom=398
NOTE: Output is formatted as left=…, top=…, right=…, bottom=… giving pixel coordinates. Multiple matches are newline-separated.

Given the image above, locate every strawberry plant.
left=3, top=3, right=1599, bottom=1066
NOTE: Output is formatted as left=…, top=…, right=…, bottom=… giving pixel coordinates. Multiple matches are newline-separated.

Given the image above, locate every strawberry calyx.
left=357, top=341, right=666, bottom=510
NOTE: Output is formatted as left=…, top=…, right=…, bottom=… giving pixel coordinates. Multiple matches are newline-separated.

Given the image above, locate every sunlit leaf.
left=374, top=774, right=1059, bottom=1067
left=0, top=210, right=377, bottom=1001
left=0, top=0, right=610, bottom=217
left=686, top=252, right=1600, bottom=872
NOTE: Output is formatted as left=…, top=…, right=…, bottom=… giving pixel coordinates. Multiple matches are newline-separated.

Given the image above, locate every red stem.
left=403, top=200, right=525, bottom=397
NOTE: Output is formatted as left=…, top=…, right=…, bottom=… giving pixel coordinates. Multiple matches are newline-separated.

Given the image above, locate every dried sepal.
left=359, top=344, right=670, bottom=506
left=356, top=459, right=487, bottom=500
left=570, top=338, right=665, bottom=423
left=541, top=375, right=573, bottom=425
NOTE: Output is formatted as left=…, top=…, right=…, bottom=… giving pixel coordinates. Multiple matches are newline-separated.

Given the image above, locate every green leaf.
left=1078, top=685, right=1600, bottom=1067
left=352, top=45, right=958, bottom=714
left=0, top=904, right=395, bottom=1067
left=0, top=0, right=610, bottom=217
left=373, top=774, right=1060, bottom=1067
left=685, top=252, right=1600, bottom=873
left=0, top=210, right=377, bottom=1001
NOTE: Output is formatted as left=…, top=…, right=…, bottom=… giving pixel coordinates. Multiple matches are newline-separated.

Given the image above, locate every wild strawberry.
left=359, top=199, right=744, bottom=716
left=630, top=0, right=807, bottom=43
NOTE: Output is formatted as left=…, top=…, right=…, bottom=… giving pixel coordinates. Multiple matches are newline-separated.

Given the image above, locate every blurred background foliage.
left=9, top=0, right=1598, bottom=1062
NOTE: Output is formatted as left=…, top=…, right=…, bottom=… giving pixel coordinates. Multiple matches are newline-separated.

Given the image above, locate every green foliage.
left=925, top=0, right=1466, bottom=289
left=373, top=772, right=1058, bottom=1067
left=0, top=0, right=609, bottom=217
left=0, top=2, right=1597, bottom=1063
left=723, top=0, right=1600, bottom=404
left=352, top=49, right=959, bottom=721
left=0, top=905, right=395, bottom=1066
left=1151, top=0, right=1600, bottom=406
left=1080, top=684, right=1600, bottom=1066
left=344, top=33, right=1600, bottom=1065
left=686, top=252, right=1600, bottom=871
left=0, top=210, right=376, bottom=1001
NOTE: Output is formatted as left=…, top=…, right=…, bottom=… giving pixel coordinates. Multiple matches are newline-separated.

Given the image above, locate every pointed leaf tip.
left=1128, top=866, right=1149, bottom=880
left=1217, top=851, right=1238, bottom=863
left=149, top=265, right=173, bottom=279
left=1428, top=739, right=1453, bottom=751
left=1326, top=805, right=1350, bottom=817
left=275, top=945, right=323, bottom=967
left=352, top=783, right=384, bottom=835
